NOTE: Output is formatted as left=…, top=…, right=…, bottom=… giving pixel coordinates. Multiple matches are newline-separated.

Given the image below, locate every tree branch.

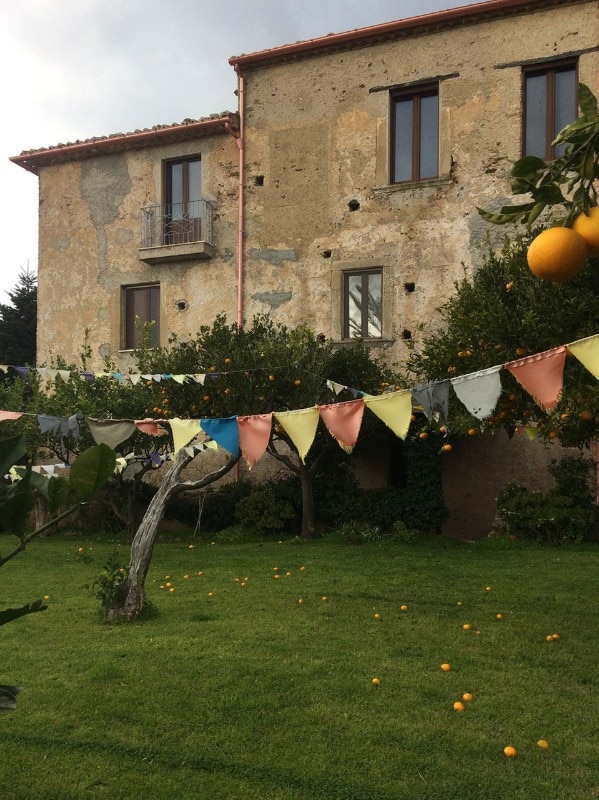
left=0, top=503, right=84, bottom=568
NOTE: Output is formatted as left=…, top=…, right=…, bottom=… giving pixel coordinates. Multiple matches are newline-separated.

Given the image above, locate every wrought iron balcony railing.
left=140, top=200, right=214, bottom=249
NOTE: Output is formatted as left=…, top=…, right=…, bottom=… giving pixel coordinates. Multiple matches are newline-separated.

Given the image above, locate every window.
left=523, top=62, right=577, bottom=159
left=391, top=86, right=439, bottom=183
left=343, top=269, right=382, bottom=339
left=163, top=157, right=202, bottom=244
left=123, top=284, right=160, bottom=349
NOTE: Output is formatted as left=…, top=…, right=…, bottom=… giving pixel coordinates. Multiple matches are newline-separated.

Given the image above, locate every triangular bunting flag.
left=363, top=390, right=412, bottom=440
left=505, top=346, right=566, bottom=411
left=128, top=374, right=142, bottom=385
left=274, top=407, right=320, bottom=463
left=237, top=413, right=273, bottom=468
left=0, top=411, right=24, bottom=422
left=450, top=365, right=503, bottom=420
left=319, top=398, right=365, bottom=453
left=326, top=380, right=345, bottom=396
left=200, top=416, right=239, bottom=457
left=412, top=380, right=450, bottom=424
left=169, top=418, right=202, bottom=457
left=85, top=418, right=137, bottom=449
left=567, top=334, right=599, bottom=380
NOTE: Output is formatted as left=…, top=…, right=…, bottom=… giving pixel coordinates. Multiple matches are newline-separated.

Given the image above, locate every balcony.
left=139, top=200, right=215, bottom=264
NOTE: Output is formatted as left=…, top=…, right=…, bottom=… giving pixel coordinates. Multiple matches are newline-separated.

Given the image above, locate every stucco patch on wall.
left=249, top=248, right=298, bottom=266
left=80, top=154, right=132, bottom=229
left=251, top=291, right=293, bottom=309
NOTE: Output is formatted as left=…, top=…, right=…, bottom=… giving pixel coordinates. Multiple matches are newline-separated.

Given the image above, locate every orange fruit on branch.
left=527, top=227, right=588, bottom=282
left=572, top=206, right=599, bottom=256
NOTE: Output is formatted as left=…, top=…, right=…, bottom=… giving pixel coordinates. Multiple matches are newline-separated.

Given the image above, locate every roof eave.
left=229, top=0, right=580, bottom=71
left=10, top=113, right=239, bottom=175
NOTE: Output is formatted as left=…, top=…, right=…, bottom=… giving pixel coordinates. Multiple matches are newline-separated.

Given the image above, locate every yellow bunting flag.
left=363, top=390, right=413, bottom=440
left=274, top=407, right=320, bottom=463
left=169, top=418, right=202, bottom=457
left=567, top=334, right=599, bottom=380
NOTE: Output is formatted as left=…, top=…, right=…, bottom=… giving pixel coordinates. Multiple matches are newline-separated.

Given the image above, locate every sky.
left=1, top=0, right=483, bottom=304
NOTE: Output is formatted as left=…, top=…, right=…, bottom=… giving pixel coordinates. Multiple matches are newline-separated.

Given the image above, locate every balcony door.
left=164, top=158, right=202, bottom=245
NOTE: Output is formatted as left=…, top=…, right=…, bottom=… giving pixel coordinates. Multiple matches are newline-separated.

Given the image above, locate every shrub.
left=496, top=454, right=596, bottom=545
left=235, top=486, right=295, bottom=534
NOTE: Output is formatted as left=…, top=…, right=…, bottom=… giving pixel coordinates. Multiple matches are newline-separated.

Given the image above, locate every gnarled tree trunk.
left=113, top=450, right=238, bottom=620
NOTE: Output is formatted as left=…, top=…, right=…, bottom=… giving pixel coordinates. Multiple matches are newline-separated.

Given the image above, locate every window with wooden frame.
left=123, top=284, right=160, bottom=349
left=391, top=85, right=439, bottom=183
left=523, top=61, right=577, bottom=159
left=163, top=157, right=202, bottom=245
left=343, top=269, right=382, bottom=339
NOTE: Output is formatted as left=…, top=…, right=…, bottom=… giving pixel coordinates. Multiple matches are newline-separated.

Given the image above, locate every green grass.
left=1, top=533, right=598, bottom=799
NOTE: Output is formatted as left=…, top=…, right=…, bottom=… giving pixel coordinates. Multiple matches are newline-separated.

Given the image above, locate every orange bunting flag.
left=505, top=345, right=566, bottom=411
left=273, top=407, right=320, bottom=463
left=567, top=334, right=599, bottom=380
left=169, top=418, right=202, bottom=457
left=237, top=413, right=273, bottom=468
left=363, top=390, right=412, bottom=440
left=319, top=398, right=365, bottom=453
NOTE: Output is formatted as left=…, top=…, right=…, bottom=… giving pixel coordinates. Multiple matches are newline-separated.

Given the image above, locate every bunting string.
left=1, top=332, right=599, bottom=467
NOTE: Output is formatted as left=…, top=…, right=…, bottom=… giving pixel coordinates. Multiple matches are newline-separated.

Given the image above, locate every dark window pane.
left=554, top=67, right=576, bottom=155
left=343, top=270, right=382, bottom=339
left=169, top=163, right=183, bottom=214
left=125, top=285, right=160, bottom=349
left=367, top=272, right=382, bottom=338
left=188, top=159, right=201, bottom=202
left=347, top=274, right=363, bottom=337
left=525, top=73, right=547, bottom=158
left=419, top=93, right=439, bottom=179
left=393, top=99, right=413, bottom=182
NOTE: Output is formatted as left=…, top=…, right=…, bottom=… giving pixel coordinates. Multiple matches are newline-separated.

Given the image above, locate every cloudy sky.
left=1, top=0, right=482, bottom=303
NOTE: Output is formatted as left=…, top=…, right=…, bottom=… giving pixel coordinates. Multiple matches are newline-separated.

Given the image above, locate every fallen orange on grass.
left=441, top=663, right=452, bottom=672
left=453, top=701, right=465, bottom=712
left=503, top=746, right=518, bottom=758
left=372, top=677, right=381, bottom=686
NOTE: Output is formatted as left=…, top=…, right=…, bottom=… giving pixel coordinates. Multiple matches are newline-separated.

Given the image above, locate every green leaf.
left=0, top=471, right=35, bottom=532
left=526, top=201, right=547, bottom=227
left=510, top=156, right=547, bottom=178
left=0, top=435, right=27, bottom=478
left=0, top=685, right=22, bottom=712
left=579, top=83, right=598, bottom=117
left=0, top=599, right=48, bottom=628
left=47, top=476, right=73, bottom=515
left=69, top=444, right=117, bottom=502
left=533, top=184, right=566, bottom=204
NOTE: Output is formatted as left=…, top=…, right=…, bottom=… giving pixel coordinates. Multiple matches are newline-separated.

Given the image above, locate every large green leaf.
left=0, top=435, right=27, bottom=478
left=0, top=685, right=22, bottom=712
left=47, top=476, right=73, bottom=514
left=0, top=599, right=47, bottom=628
left=68, top=444, right=117, bottom=502
left=0, top=470, right=35, bottom=532
left=579, top=83, right=598, bottom=117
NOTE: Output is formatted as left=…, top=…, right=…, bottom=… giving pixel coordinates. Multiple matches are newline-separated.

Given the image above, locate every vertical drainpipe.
left=226, top=70, right=245, bottom=482
left=226, top=68, right=245, bottom=329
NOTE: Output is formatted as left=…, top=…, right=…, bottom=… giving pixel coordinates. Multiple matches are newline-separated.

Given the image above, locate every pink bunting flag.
left=237, top=413, right=273, bottom=468
left=0, top=411, right=23, bottom=422
left=505, top=345, right=566, bottom=411
left=135, top=418, right=162, bottom=435
left=319, top=398, right=365, bottom=453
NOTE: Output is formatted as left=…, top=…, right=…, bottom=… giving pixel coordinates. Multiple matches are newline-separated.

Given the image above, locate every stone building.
left=9, top=0, right=599, bottom=535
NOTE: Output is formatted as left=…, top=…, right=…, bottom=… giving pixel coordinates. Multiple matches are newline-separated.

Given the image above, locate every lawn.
left=1, top=532, right=598, bottom=800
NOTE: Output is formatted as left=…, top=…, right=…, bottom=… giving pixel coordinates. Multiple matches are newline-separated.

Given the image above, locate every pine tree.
left=0, top=269, right=37, bottom=366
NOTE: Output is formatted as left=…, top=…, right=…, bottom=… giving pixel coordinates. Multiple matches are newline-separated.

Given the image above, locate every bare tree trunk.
left=299, top=463, right=316, bottom=539
left=113, top=450, right=238, bottom=620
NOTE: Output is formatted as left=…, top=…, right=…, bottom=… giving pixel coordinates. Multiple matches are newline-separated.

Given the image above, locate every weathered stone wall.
left=37, top=133, right=239, bottom=371
left=240, top=1, right=598, bottom=361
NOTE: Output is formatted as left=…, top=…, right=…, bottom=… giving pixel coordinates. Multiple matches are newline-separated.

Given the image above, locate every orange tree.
left=405, top=84, right=599, bottom=445
left=406, top=234, right=599, bottom=447
left=115, top=313, right=399, bottom=619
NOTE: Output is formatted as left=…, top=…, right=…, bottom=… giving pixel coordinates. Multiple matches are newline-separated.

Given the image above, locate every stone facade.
left=10, top=0, right=599, bottom=536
